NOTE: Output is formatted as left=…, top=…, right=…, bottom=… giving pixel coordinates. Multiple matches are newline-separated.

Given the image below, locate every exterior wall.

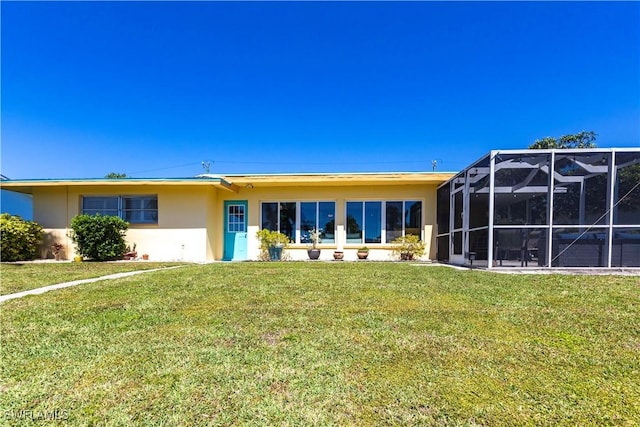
left=205, top=187, right=218, bottom=261
left=30, top=181, right=440, bottom=262
left=216, top=183, right=439, bottom=261
left=33, top=187, right=75, bottom=259
left=33, top=185, right=213, bottom=262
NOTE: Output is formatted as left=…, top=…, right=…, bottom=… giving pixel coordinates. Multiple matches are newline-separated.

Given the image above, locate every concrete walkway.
left=0, top=266, right=184, bottom=304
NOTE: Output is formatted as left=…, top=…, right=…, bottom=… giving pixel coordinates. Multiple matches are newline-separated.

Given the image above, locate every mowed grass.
left=0, top=262, right=184, bottom=295
left=1, top=263, right=638, bottom=426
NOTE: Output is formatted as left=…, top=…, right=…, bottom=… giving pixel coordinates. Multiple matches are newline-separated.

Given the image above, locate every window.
left=346, top=200, right=422, bottom=244
left=261, top=201, right=335, bottom=243
left=82, top=197, right=118, bottom=217
left=81, top=195, right=158, bottom=224
left=123, top=196, right=158, bottom=224
left=261, top=202, right=278, bottom=231
left=366, top=202, right=382, bottom=243
left=386, top=202, right=404, bottom=242
left=301, top=202, right=335, bottom=243
left=227, top=204, right=246, bottom=232
left=346, top=201, right=382, bottom=244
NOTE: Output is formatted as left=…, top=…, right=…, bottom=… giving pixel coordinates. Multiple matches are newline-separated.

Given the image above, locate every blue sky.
left=2, top=1, right=639, bottom=179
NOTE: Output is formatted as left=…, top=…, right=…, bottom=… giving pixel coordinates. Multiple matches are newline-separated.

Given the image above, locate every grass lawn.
left=0, top=262, right=184, bottom=295
left=1, top=263, right=638, bottom=425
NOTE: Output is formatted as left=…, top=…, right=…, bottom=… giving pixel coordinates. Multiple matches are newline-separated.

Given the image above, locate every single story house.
left=0, top=172, right=453, bottom=262
left=2, top=147, right=638, bottom=267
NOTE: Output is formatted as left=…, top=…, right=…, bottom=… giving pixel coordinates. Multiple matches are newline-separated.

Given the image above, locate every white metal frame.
left=436, top=148, right=640, bottom=269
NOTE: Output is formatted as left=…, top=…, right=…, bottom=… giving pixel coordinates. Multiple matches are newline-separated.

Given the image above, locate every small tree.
left=391, top=234, right=426, bottom=261
left=0, top=214, right=44, bottom=262
left=70, top=214, right=128, bottom=261
left=529, top=131, right=597, bottom=149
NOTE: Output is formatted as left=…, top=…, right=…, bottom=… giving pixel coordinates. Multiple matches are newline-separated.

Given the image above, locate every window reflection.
left=318, top=202, right=335, bottom=243
left=263, top=201, right=336, bottom=244
left=386, top=201, right=403, bottom=242
left=346, top=202, right=363, bottom=243
left=261, top=202, right=278, bottom=230
left=364, top=202, right=382, bottom=243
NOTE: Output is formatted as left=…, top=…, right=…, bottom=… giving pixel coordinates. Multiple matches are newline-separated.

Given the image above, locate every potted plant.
left=333, top=250, right=344, bottom=260
left=391, top=235, right=426, bottom=261
left=256, top=229, right=290, bottom=261
left=51, top=242, right=64, bottom=261
left=306, top=228, right=321, bottom=260
left=357, top=246, right=369, bottom=260
left=124, top=243, right=137, bottom=260
left=142, top=253, right=149, bottom=260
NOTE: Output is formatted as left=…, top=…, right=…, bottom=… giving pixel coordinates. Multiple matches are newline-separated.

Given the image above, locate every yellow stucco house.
left=1, top=172, right=453, bottom=262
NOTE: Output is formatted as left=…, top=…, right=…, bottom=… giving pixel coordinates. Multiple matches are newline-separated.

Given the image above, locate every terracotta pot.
left=357, top=251, right=369, bottom=260
left=333, top=251, right=344, bottom=260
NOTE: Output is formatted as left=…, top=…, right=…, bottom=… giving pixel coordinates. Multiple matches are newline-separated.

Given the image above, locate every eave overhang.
left=218, top=172, right=455, bottom=188
left=0, top=172, right=455, bottom=195
left=0, top=177, right=240, bottom=194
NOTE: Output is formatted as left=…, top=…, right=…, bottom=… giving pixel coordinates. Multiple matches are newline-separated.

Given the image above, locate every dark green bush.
left=70, top=214, right=128, bottom=261
left=0, top=213, right=44, bottom=262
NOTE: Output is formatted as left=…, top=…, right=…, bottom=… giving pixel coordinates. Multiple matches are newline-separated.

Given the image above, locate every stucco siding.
left=205, top=187, right=218, bottom=261
left=33, top=185, right=212, bottom=261
left=126, top=228, right=208, bottom=262
left=33, top=187, right=72, bottom=228
left=26, top=179, right=441, bottom=262
left=218, top=183, right=439, bottom=261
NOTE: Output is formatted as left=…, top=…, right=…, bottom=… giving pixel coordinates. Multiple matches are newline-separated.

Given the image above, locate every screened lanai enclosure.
left=436, top=148, right=640, bottom=268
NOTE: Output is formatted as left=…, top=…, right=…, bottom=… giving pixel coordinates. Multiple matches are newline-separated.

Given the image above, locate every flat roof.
left=0, top=172, right=455, bottom=194
left=0, top=177, right=239, bottom=194
left=207, top=172, right=454, bottom=187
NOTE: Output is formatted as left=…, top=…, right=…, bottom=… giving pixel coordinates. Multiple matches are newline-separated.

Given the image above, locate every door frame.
left=223, top=200, right=248, bottom=261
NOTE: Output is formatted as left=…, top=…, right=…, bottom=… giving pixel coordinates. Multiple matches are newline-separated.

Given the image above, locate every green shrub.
left=70, top=214, right=128, bottom=261
left=0, top=214, right=44, bottom=262
left=391, top=234, right=426, bottom=261
left=256, top=229, right=290, bottom=261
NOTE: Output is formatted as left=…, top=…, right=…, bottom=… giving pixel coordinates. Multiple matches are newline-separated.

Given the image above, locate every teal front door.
left=223, top=201, right=248, bottom=261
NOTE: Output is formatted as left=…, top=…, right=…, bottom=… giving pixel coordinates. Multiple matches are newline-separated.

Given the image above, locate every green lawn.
left=1, top=263, right=638, bottom=425
left=0, top=262, right=184, bottom=295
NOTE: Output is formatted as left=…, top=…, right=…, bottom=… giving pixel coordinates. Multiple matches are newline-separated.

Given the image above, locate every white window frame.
left=260, top=201, right=336, bottom=244
left=345, top=200, right=424, bottom=244
left=226, top=203, right=246, bottom=233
